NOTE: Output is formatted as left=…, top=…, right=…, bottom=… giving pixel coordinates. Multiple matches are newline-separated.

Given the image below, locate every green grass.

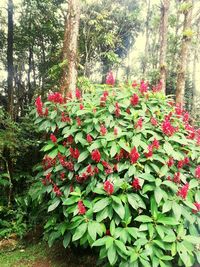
left=0, top=242, right=48, bottom=267
left=0, top=241, right=97, bottom=267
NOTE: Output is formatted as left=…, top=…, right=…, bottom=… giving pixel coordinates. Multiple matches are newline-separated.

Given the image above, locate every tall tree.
left=176, top=0, right=193, bottom=104
left=159, top=0, right=170, bottom=94
left=61, top=0, right=80, bottom=97
left=7, top=0, right=14, bottom=117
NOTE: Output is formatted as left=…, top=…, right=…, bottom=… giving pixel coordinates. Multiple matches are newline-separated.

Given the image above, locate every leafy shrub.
left=33, top=81, right=200, bottom=267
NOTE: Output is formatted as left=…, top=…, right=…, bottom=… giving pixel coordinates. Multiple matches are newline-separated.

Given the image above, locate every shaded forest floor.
left=0, top=241, right=97, bottom=267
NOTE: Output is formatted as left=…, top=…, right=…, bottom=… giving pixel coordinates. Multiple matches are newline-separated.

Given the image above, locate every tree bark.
left=60, top=0, right=80, bottom=97
left=7, top=0, right=14, bottom=117
left=159, top=0, right=170, bottom=94
left=176, top=0, right=193, bottom=104
left=143, top=0, right=151, bottom=77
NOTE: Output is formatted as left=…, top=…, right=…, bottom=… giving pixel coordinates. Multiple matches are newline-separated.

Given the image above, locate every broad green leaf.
left=88, top=221, right=97, bottom=241
left=135, top=215, right=153, bottom=223
left=93, top=198, right=110, bottom=213
left=110, top=142, right=118, bottom=157
left=112, top=201, right=125, bottom=219
left=63, top=232, right=71, bottom=248
left=72, top=223, right=87, bottom=241
left=157, top=217, right=178, bottom=225
left=108, top=245, right=117, bottom=266
left=78, top=151, right=89, bottom=163
left=48, top=199, right=60, bottom=212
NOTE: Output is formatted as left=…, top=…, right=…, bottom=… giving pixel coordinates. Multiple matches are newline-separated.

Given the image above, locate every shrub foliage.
left=34, top=82, right=200, bottom=267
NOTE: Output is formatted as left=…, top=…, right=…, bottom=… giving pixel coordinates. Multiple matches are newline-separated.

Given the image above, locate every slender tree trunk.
left=60, top=0, right=80, bottom=97
left=7, top=0, right=14, bottom=117
left=176, top=0, right=193, bottom=104
left=191, top=19, right=200, bottom=121
left=143, top=0, right=151, bottom=77
left=159, top=0, right=170, bottom=94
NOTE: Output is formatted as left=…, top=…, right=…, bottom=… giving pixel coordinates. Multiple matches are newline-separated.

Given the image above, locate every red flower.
left=53, top=184, right=62, bottom=197
left=152, top=138, right=159, bottom=149
left=75, top=88, right=81, bottom=99
left=100, top=124, right=107, bottom=135
left=115, top=102, right=120, bottom=117
left=80, top=104, right=84, bottom=110
left=139, top=80, right=148, bottom=93
left=145, top=144, right=153, bottom=158
left=35, top=96, right=48, bottom=116
left=104, top=180, right=114, bottom=195
left=106, top=229, right=111, bottom=236
left=86, top=134, right=93, bottom=143
left=78, top=200, right=86, bottom=215
left=102, top=161, right=113, bottom=174
left=86, top=164, right=92, bottom=174
left=48, top=92, right=64, bottom=104
left=106, top=71, right=115, bottom=86
left=60, top=172, right=65, bottom=180
left=130, top=147, right=140, bottom=164
left=173, top=172, right=181, bottom=183
left=69, top=147, right=80, bottom=159
left=152, top=80, right=162, bottom=92
left=61, top=112, right=71, bottom=123
left=175, top=103, right=183, bottom=116
left=195, top=166, right=200, bottom=179
left=132, top=178, right=141, bottom=190
left=162, top=118, right=177, bottom=136
left=114, top=127, right=118, bottom=136
left=135, top=118, right=143, bottom=129
left=50, top=133, right=57, bottom=143
left=76, top=117, right=82, bottom=126
left=132, top=81, right=138, bottom=87
left=177, top=183, right=189, bottom=200
left=192, top=202, right=200, bottom=214
left=91, top=149, right=101, bottom=162
left=183, top=112, right=189, bottom=123
left=130, top=94, right=139, bottom=106
left=126, top=108, right=131, bottom=114
left=167, top=157, right=174, bottom=167
left=150, top=117, right=158, bottom=126
left=67, top=135, right=74, bottom=144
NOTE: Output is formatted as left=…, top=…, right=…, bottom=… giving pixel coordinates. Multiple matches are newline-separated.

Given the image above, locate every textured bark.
left=7, top=0, right=14, bottom=117
left=159, top=0, right=170, bottom=94
left=142, top=0, right=151, bottom=77
left=176, top=0, right=193, bottom=104
left=191, top=18, right=200, bottom=120
left=60, top=0, right=80, bottom=97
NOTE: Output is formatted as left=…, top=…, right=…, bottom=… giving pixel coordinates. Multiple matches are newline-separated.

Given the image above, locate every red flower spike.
left=192, top=202, right=200, bottom=214
left=130, top=94, right=139, bottom=106
left=173, top=172, right=181, bottom=183
left=104, top=180, right=114, bottom=195
left=132, top=81, right=138, bottom=87
left=152, top=138, right=159, bottom=149
left=50, top=133, right=57, bottom=143
left=114, top=127, right=118, bottom=136
left=139, top=80, right=148, bottom=93
left=177, top=183, right=189, bottom=200
left=78, top=200, right=86, bottom=215
left=75, top=88, right=81, bottom=99
left=76, top=117, right=82, bottom=126
left=132, top=178, right=141, bottom=190
left=162, top=118, right=177, bottom=136
left=86, top=134, right=93, bottom=143
left=106, top=71, right=115, bottom=86
left=135, top=118, right=143, bottom=129
left=145, top=144, right=153, bottom=158
left=115, top=102, right=120, bottom=117
left=48, top=92, right=64, bottom=104
left=130, top=147, right=140, bottom=164
left=167, top=157, right=174, bottom=167
left=100, top=124, right=107, bottom=136
left=69, top=147, right=80, bottom=159
left=195, top=166, right=200, bottom=179
left=150, top=117, right=158, bottom=126
left=53, top=184, right=62, bottom=197
left=91, top=149, right=101, bottom=162
left=80, top=104, right=84, bottom=110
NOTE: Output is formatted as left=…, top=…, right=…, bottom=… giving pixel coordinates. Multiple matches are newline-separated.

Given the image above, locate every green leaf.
left=78, top=151, right=89, bottom=163
left=164, top=142, right=174, bottom=156
left=72, top=223, right=87, bottom=241
left=163, top=233, right=176, bottom=242
left=157, top=217, right=178, bottom=225
left=48, top=148, right=58, bottom=159
left=154, top=187, right=164, bottom=204
left=110, top=220, right=115, bottom=236
left=183, top=235, right=200, bottom=244
left=127, top=194, right=138, bottom=210
left=93, top=198, right=110, bottom=213
left=156, top=225, right=165, bottom=239
left=115, top=240, right=128, bottom=255
left=88, top=221, right=97, bottom=241
left=92, top=237, right=106, bottom=247
left=43, top=143, right=55, bottom=151
left=108, top=245, right=117, bottom=266
left=162, top=200, right=172, bottom=213
left=172, top=202, right=182, bottom=220
left=128, top=165, right=136, bottom=177
left=138, top=173, right=155, bottom=182
left=110, top=142, right=118, bottom=157
left=112, top=201, right=125, bottom=219
left=118, top=140, right=130, bottom=153
left=135, top=215, right=153, bottom=223
left=159, top=165, right=168, bottom=177
left=48, top=199, right=61, bottom=212
left=63, top=232, right=71, bottom=248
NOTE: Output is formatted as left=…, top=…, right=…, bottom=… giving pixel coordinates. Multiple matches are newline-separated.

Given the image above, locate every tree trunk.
left=191, top=18, right=200, bottom=121
left=143, top=0, right=151, bottom=77
left=159, top=0, right=170, bottom=94
left=176, top=0, right=193, bottom=104
left=60, top=0, right=80, bottom=97
left=7, top=0, right=14, bottom=117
